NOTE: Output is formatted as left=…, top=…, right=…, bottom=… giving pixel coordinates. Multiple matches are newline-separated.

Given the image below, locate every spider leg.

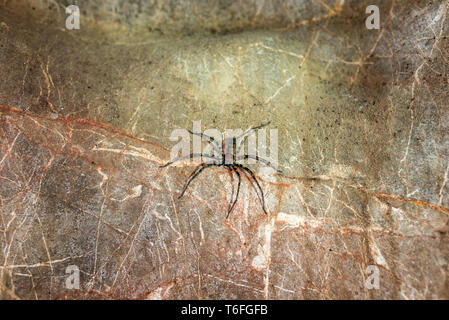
left=235, top=121, right=271, bottom=155
left=237, top=154, right=281, bottom=173
left=237, top=165, right=264, bottom=212
left=187, top=129, right=222, bottom=154
left=160, top=153, right=219, bottom=168
left=237, top=121, right=272, bottom=140
left=178, top=163, right=214, bottom=199
left=238, top=165, right=267, bottom=215
left=226, top=167, right=241, bottom=219
left=226, top=165, right=235, bottom=211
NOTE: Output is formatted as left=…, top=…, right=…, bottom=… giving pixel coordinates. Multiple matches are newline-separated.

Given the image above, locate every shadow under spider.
left=160, top=122, right=281, bottom=218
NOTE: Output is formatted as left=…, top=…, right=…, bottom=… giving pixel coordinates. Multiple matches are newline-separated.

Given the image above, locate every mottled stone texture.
left=0, top=0, right=448, bottom=299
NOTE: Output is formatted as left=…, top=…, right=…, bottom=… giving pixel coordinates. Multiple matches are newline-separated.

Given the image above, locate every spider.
left=160, top=121, right=280, bottom=218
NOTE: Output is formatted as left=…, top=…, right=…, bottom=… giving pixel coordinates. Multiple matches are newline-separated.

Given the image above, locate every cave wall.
left=0, top=0, right=448, bottom=299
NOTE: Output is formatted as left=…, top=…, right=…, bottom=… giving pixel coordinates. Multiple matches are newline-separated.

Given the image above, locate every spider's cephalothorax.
left=160, top=121, right=280, bottom=218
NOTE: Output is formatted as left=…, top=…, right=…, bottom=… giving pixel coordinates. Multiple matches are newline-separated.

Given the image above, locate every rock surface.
left=0, top=0, right=448, bottom=299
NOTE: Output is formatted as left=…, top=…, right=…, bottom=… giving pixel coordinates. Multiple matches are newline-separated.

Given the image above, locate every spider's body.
left=160, top=122, right=279, bottom=218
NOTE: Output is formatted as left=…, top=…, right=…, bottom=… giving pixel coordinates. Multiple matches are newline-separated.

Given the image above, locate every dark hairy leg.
left=226, top=167, right=241, bottom=219
left=237, top=121, right=271, bottom=140
left=237, top=154, right=281, bottom=173
left=237, top=165, right=264, bottom=212
left=226, top=165, right=235, bottom=212
left=178, top=163, right=215, bottom=199
left=160, top=153, right=219, bottom=168
left=238, top=165, right=267, bottom=215
left=236, top=121, right=271, bottom=155
left=187, top=129, right=222, bottom=154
